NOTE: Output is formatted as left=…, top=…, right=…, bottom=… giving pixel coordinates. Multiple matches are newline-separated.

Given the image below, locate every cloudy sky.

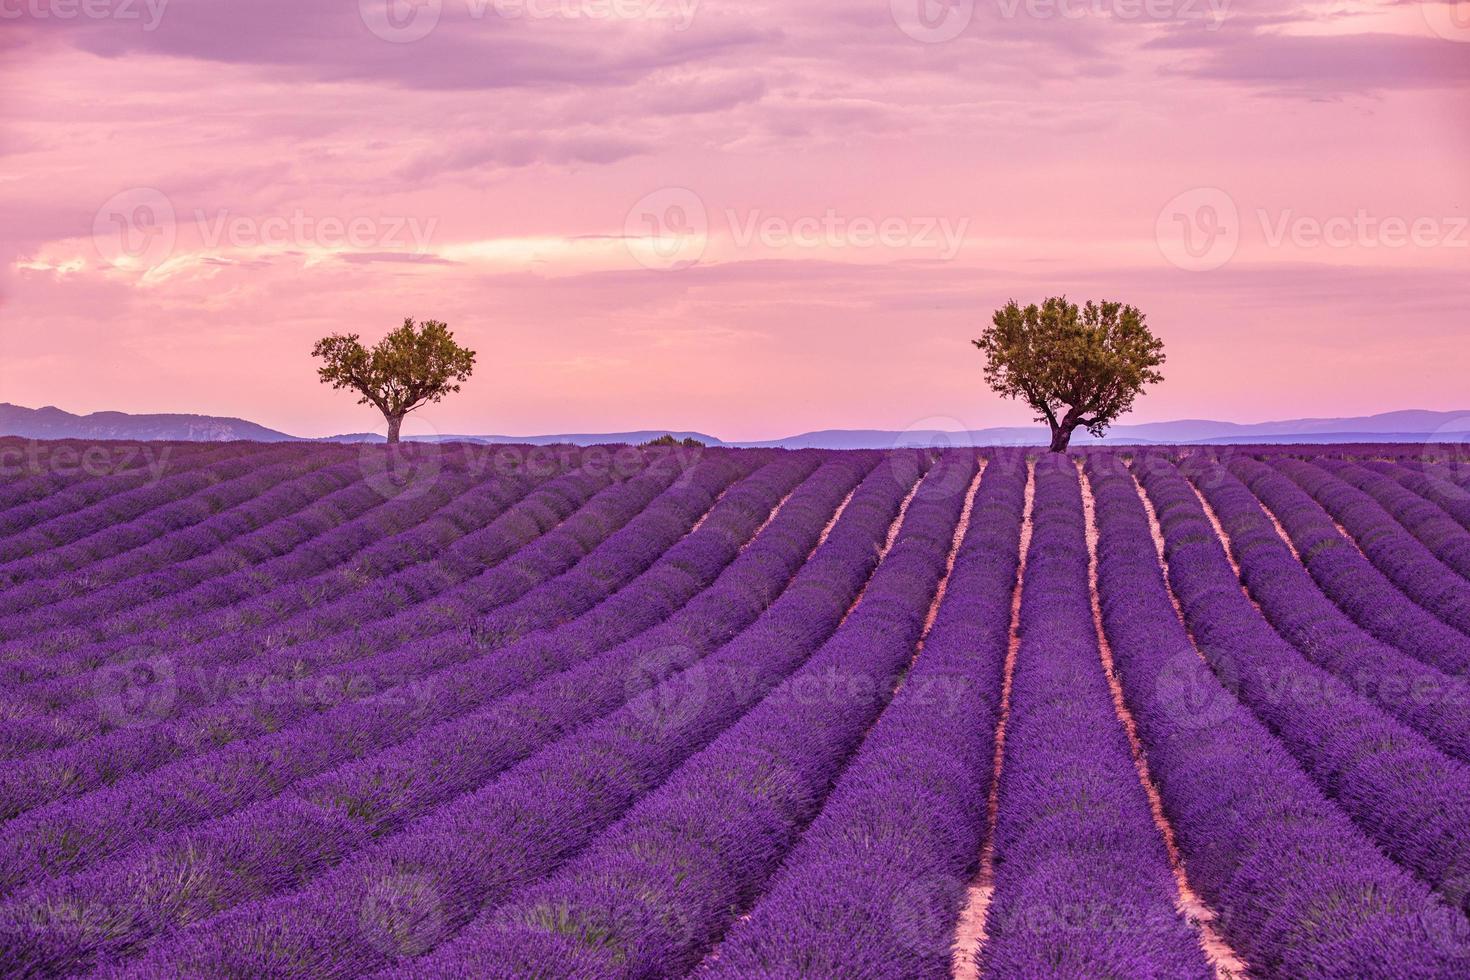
left=1, top=0, right=1466, bottom=439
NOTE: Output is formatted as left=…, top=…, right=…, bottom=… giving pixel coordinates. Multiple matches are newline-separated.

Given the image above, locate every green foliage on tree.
left=312, top=318, right=476, bottom=444
left=642, top=434, right=706, bottom=449
left=974, top=297, right=1165, bottom=453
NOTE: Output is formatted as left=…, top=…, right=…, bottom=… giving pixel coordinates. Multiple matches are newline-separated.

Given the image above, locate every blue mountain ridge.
left=3, top=403, right=1469, bottom=448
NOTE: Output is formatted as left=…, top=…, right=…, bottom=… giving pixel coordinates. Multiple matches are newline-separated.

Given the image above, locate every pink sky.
left=1, top=0, right=1467, bottom=440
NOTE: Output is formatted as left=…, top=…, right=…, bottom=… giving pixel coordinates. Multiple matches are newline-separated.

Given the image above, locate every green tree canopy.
left=974, top=297, right=1165, bottom=452
left=312, top=318, right=476, bottom=444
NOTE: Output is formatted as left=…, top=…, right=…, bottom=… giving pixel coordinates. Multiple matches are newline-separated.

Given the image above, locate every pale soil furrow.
left=915, top=460, right=987, bottom=662
left=813, top=486, right=859, bottom=554
left=1080, top=464, right=1247, bottom=980
left=1183, top=478, right=1263, bottom=613
left=841, top=474, right=925, bottom=623
left=950, top=457, right=1033, bottom=980
left=696, top=460, right=971, bottom=971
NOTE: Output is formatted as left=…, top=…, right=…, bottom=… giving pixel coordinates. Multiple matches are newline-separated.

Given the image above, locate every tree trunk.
left=385, top=414, right=404, bottom=445
left=1048, top=425, right=1074, bottom=453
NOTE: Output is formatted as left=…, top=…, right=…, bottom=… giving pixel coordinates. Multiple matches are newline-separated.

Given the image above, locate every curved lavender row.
left=58, top=445, right=677, bottom=652
left=0, top=443, right=344, bottom=590
left=0, top=440, right=220, bottom=518
left=0, top=464, right=523, bottom=718
left=697, top=454, right=1027, bottom=979
left=0, top=452, right=362, bottom=619
left=0, top=455, right=858, bottom=975
left=1273, top=457, right=1470, bottom=635
left=0, top=456, right=709, bottom=823
left=1135, top=456, right=1470, bottom=913
left=0, top=446, right=364, bottom=615
left=0, top=456, right=408, bottom=660
left=0, top=443, right=312, bottom=565
left=0, top=442, right=243, bottom=540
left=114, top=452, right=923, bottom=979
left=1315, top=458, right=1470, bottom=582
left=1, top=457, right=556, bottom=691
left=978, top=457, right=1209, bottom=979
left=1368, top=461, right=1470, bottom=536
left=1223, top=456, right=1470, bottom=675
left=2, top=449, right=501, bottom=655
left=0, top=446, right=600, bottom=685
left=1088, top=455, right=1470, bottom=977
left=0, top=452, right=496, bottom=670
left=0, top=464, right=608, bottom=775
left=0, top=455, right=745, bottom=881
left=396, top=452, right=975, bottom=979
left=1182, top=457, right=1470, bottom=763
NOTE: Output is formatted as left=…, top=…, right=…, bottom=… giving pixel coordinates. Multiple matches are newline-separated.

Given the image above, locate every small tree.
left=974, top=297, right=1164, bottom=453
left=642, top=435, right=706, bottom=449
left=312, top=318, right=476, bottom=444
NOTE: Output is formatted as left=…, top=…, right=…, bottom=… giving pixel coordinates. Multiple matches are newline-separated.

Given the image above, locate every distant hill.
left=0, top=404, right=296, bottom=443
left=327, top=430, right=723, bottom=446
left=2, top=403, right=1468, bottom=448
left=734, top=411, right=1470, bottom=448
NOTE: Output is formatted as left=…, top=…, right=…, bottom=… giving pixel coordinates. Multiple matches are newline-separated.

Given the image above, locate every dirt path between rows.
left=811, top=486, right=858, bottom=556
left=1081, top=465, right=1247, bottom=979
left=950, top=459, right=1032, bottom=980
left=841, top=474, right=924, bottom=623
left=697, top=458, right=941, bottom=970
left=1179, top=475, right=1265, bottom=618
left=912, top=462, right=987, bottom=669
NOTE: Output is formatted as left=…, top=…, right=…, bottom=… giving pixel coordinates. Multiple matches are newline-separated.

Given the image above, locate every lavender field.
left=3, top=438, right=1470, bottom=978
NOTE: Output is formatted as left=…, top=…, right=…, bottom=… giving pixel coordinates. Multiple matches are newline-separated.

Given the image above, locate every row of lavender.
left=705, top=448, right=1470, bottom=978
left=92, top=450, right=934, bottom=976
left=0, top=452, right=817, bottom=975
left=0, top=441, right=260, bottom=541
left=0, top=450, right=777, bottom=903
left=1091, top=454, right=1470, bottom=975
left=0, top=444, right=679, bottom=663
left=0, top=459, right=654, bottom=777
left=4, top=440, right=1470, bottom=976
left=0, top=452, right=703, bottom=812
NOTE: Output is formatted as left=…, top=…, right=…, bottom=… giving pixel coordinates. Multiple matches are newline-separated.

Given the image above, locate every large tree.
left=974, top=297, right=1164, bottom=453
left=312, top=318, right=476, bottom=444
